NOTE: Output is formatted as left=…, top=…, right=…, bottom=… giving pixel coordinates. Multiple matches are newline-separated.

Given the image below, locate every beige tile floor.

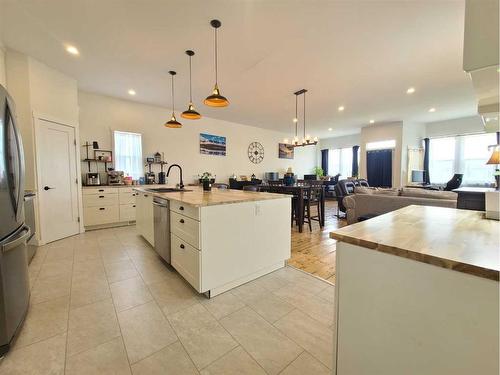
left=0, top=226, right=334, bottom=375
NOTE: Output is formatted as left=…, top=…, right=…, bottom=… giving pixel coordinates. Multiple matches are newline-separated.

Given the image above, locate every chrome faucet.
left=166, top=164, right=184, bottom=189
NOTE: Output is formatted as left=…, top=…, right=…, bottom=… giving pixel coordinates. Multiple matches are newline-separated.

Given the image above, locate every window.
left=366, top=139, right=396, bottom=150
left=429, top=133, right=496, bottom=186
left=113, top=131, right=143, bottom=179
left=328, top=147, right=357, bottom=178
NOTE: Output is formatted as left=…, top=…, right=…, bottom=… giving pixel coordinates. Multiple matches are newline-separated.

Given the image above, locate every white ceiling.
left=0, top=0, right=476, bottom=138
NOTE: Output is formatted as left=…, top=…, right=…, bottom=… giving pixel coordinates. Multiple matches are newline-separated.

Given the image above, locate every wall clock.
left=248, top=142, right=264, bottom=164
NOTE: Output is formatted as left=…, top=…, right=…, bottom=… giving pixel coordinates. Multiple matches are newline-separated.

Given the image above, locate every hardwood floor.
left=288, top=200, right=347, bottom=284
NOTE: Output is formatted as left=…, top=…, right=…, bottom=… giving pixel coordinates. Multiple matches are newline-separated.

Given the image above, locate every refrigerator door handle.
left=7, top=98, right=25, bottom=221
left=1, top=226, right=30, bottom=253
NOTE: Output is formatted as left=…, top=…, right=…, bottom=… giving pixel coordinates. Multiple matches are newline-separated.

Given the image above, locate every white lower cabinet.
left=171, top=233, right=201, bottom=291
left=83, top=187, right=136, bottom=228
left=135, top=191, right=154, bottom=246
left=83, top=205, right=119, bottom=226
left=170, top=198, right=291, bottom=297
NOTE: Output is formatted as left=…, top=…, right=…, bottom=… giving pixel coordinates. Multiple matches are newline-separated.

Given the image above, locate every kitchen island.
left=134, top=186, right=291, bottom=297
left=330, top=205, right=499, bottom=375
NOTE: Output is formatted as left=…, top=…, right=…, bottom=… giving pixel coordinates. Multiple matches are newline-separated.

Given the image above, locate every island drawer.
left=170, top=211, right=200, bottom=249
left=83, top=193, right=119, bottom=207
left=83, top=187, right=119, bottom=195
left=119, top=191, right=137, bottom=204
left=170, top=201, right=200, bottom=221
left=171, top=234, right=201, bottom=292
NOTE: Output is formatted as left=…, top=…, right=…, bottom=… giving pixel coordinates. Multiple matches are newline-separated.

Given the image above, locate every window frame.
left=112, top=130, right=143, bottom=180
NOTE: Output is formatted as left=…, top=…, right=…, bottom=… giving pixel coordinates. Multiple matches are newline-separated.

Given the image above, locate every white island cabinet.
left=135, top=191, right=154, bottom=246
left=330, top=205, right=499, bottom=375
left=135, top=187, right=291, bottom=297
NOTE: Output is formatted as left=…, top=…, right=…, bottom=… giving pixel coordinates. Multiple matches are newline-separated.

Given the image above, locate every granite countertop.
left=133, top=186, right=290, bottom=207
left=330, top=205, right=500, bottom=281
left=82, top=184, right=169, bottom=189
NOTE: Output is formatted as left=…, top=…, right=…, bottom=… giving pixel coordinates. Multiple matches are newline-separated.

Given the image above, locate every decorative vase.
left=202, top=180, right=212, bottom=191
left=284, top=174, right=294, bottom=186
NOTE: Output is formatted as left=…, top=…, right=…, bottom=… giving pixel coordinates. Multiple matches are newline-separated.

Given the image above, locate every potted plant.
left=200, top=172, right=213, bottom=191
left=313, top=166, right=324, bottom=180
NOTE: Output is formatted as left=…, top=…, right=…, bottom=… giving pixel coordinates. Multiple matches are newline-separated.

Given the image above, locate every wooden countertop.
left=330, top=205, right=500, bottom=281
left=133, top=186, right=290, bottom=207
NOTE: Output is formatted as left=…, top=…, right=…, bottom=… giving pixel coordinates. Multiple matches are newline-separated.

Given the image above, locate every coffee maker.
left=145, top=172, right=156, bottom=184
left=107, top=170, right=124, bottom=185
left=85, top=173, right=101, bottom=186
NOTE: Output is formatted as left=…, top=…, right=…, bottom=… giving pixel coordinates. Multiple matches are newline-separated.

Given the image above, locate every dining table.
left=258, top=184, right=325, bottom=233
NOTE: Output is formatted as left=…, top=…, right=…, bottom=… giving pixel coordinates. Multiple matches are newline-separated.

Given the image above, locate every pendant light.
left=165, top=71, right=182, bottom=128
left=290, top=89, right=318, bottom=147
left=204, top=19, right=229, bottom=107
left=181, top=50, right=201, bottom=119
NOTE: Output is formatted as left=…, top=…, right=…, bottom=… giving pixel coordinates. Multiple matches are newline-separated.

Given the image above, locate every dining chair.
left=303, top=184, right=323, bottom=231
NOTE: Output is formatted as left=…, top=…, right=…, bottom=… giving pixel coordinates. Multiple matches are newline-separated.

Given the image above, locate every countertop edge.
left=132, top=187, right=291, bottom=207
left=330, top=225, right=500, bottom=282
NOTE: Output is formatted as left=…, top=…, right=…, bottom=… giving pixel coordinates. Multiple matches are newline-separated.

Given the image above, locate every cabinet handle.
left=179, top=219, right=184, bottom=224
left=180, top=244, right=185, bottom=249
left=179, top=206, right=184, bottom=211
left=144, top=194, right=148, bottom=197
left=132, top=205, right=136, bottom=208
left=99, top=207, right=105, bottom=210
left=98, top=189, right=104, bottom=192
left=132, top=193, right=136, bottom=196
left=99, top=195, right=104, bottom=198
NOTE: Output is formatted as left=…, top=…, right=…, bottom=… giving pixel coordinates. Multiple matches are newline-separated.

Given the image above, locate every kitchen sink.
left=145, top=188, right=192, bottom=193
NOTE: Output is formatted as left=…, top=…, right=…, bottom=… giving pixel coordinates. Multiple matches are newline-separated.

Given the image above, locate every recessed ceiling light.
left=369, top=119, right=375, bottom=124
left=428, top=107, right=436, bottom=113
left=406, top=87, right=415, bottom=94
left=128, top=89, right=136, bottom=96
left=65, top=45, right=79, bottom=56
left=338, top=106, right=345, bottom=112
left=328, top=128, right=332, bottom=131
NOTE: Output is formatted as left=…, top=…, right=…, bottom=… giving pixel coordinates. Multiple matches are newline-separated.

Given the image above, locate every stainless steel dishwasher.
left=153, top=197, right=171, bottom=264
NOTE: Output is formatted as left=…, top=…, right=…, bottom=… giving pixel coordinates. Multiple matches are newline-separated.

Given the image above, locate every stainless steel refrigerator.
left=0, top=84, right=30, bottom=356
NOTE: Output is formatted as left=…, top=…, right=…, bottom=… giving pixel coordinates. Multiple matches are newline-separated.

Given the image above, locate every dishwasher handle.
left=153, top=201, right=168, bottom=208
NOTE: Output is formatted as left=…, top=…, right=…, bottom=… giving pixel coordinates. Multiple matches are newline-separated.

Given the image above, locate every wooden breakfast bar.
left=330, top=205, right=499, bottom=375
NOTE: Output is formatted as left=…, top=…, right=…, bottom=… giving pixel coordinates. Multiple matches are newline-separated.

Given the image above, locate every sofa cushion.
left=354, top=186, right=400, bottom=196
left=353, top=186, right=376, bottom=195
left=400, top=187, right=457, bottom=200
left=373, top=188, right=400, bottom=196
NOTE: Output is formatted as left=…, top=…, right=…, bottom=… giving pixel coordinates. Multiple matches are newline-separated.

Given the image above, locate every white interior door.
left=38, top=119, right=79, bottom=243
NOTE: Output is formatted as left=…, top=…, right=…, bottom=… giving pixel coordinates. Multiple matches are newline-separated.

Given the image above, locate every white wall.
left=425, top=116, right=484, bottom=138
left=360, top=122, right=403, bottom=188
left=318, top=133, right=361, bottom=151
left=5, top=49, right=80, bottom=189
left=28, top=58, right=79, bottom=125
left=0, top=46, right=6, bottom=87
left=401, top=122, right=426, bottom=184
left=78, top=91, right=317, bottom=184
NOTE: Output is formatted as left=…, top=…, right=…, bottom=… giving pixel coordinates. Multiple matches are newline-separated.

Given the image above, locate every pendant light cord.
left=214, top=27, right=218, bottom=84
left=303, top=92, right=306, bottom=139
left=189, top=55, right=193, bottom=103
left=295, top=94, right=298, bottom=139
left=171, top=74, right=175, bottom=112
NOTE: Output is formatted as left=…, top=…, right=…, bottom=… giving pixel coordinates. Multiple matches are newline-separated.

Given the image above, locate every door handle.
left=44, top=186, right=55, bottom=191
